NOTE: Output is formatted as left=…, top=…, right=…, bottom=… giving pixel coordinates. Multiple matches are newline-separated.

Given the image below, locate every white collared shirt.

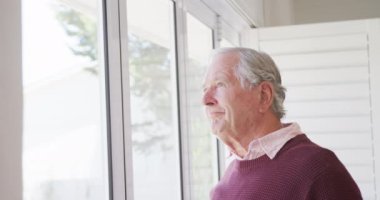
left=230, top=123, right=302, bottom=161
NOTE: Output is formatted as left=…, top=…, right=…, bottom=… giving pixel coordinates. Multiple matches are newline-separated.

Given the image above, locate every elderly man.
left=202, top=47, right=362, bottom=200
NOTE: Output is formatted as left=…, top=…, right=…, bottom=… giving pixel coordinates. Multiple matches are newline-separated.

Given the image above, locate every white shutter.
left=242, top=19, right=380, bottom=200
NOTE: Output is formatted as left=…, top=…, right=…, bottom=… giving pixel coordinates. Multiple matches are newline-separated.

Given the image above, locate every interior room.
left=1, top=0, right=380, bottom=199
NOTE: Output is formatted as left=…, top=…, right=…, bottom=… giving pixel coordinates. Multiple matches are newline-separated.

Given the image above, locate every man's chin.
left=211, top=127, right=226, bottom=139
left=209, top=118, right=228, bottom=135
left=211, top=129, right=219, bottom=136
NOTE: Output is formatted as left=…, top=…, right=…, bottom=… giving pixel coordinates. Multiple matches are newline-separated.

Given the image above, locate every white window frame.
left=104, top=0, right=248, bottom=200
left=104, top=0, right=134, bottom=199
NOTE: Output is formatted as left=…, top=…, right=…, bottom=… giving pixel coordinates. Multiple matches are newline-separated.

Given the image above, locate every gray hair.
left=211, top=47, right=286, bottom=119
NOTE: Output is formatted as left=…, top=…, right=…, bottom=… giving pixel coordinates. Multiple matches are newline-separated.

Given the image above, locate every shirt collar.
left=230, top=123, right=302, bottom=160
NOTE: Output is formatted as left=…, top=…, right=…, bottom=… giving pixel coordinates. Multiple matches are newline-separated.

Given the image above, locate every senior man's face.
left=202, top=53, right=261, bottom=141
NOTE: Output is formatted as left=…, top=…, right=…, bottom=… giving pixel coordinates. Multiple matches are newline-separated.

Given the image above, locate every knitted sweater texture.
left=211, top=134, right=362, bottom=200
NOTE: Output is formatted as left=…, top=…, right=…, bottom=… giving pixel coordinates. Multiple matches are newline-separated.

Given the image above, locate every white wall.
left=293, top=0, right=380, bottom=25
left=259, top=0, right=380, bottom=27
left=0, top=0, right=23, bottom=199
left=263, top=0, right=294, bottom=26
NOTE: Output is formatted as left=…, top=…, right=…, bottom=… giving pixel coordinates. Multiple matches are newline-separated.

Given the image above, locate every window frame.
left=104, top=0, right=248, bottom=199
left=103, top=0, right=134, bottom=199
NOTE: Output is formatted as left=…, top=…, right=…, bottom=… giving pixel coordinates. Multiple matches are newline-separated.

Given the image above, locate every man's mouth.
left=208, top=111, right=225, bottom=118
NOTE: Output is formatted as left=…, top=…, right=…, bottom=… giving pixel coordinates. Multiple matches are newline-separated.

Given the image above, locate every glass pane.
left=126, top=0, right=181, bottom=199
left=22, top=0, right=109, bottom=199
left=186, top=13, right=218, bottom=200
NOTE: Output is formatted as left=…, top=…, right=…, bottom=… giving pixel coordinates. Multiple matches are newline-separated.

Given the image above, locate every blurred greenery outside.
left=55, top=4, right=172, bottom=154
left=55, top=4, right=215, bottom=199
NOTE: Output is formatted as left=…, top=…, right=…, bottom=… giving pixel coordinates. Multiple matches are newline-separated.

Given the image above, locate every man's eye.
left=216, top=82, right=225, bottom=87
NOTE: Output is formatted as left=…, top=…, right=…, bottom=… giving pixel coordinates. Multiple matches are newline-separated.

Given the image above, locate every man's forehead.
left=203, top=64, right=236, bottom=86
left=202, top=52, right=239, bottom=83
left=204, top=70, right=229, bottom=82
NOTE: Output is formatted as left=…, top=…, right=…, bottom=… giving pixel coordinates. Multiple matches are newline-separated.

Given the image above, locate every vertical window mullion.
left=104, top=0, right=134, bottom=199
left=174, top=1, right=192, bottom=199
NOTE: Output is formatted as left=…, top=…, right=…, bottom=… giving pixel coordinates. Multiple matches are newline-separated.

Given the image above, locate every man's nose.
left=202, top=88, right=217, bottom=106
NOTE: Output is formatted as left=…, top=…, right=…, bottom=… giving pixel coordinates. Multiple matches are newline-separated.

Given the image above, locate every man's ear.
left=258, top=81, right=274, bottom=113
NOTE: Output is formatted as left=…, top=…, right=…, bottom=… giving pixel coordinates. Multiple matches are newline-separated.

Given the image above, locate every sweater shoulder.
left=277, top=134, right=344, bottom=176
left=279, top=134, right=333, bottom=158
left=285, top=137, right=363, bottom=199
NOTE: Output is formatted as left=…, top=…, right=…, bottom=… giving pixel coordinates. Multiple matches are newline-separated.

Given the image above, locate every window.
left=21, top=0, right=244, bottom=199
left=185, top=13, right=218, bottom=200
left=22, top=0, right=109, bottom=199
left=126, top=0, right=181, bottom=199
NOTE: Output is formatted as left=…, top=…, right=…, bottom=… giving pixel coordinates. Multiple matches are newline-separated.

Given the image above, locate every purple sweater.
left=211, top=134, right=362, bottom=200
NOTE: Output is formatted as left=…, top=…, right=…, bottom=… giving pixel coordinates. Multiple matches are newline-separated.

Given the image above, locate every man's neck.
left=239, top=113, right=282, bottom=152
